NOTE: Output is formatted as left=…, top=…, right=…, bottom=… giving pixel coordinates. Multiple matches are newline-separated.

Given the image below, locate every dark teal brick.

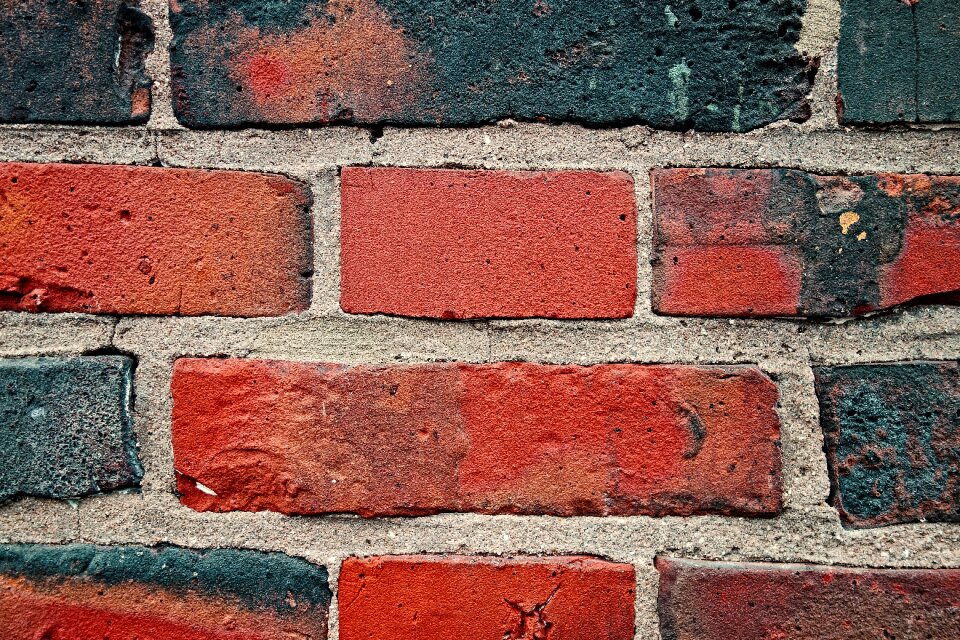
left=815, top=362, right=960, bottom=528
left=0, top=357, right=142, bottom=501
left=170, top=0, right=814, bottom=131
left=839, top=0, right=960, bottom=124
left=0, top=543, right=331, bottom=617
left=0, top=0, right=153, bottom=124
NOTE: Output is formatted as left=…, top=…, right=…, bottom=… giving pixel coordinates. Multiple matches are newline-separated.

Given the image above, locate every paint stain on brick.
left=0, top=357, right=141, bottom=502
left=172, top=359, right=782, bottom=517
left=170, top=0, right=814, bottom=130
left=815, top=361, right=960, bottom=528
left=652, top=168, right=960, bottom=318
left=0, top=0, right=154, bottom=124
left=657, top=557, right=960, bottom=639
left=0, top=163, right=312, bottom=317
left=339, top=556, right=635, bottom=640
left=0, top=543, right=330, bottom=640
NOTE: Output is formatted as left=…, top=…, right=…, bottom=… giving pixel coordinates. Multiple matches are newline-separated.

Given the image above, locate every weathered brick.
left=169, top=0, right=813, bottom=131
left=0, top=0, right=153, bottom=124
left=0, top=543, right=330, bottom=640
left=815, top=362, right=960, bottom=528
left=339, top=556, right=635, bottom=640
left=652, top=169, right=960, bottom=317
left=172, top=359, right=782, bottom=517
left=657, top=557, right=960, bottom=639
left=0, top=357, right=141, bottom=501
left=340, top=168, right=637, bottom=319
left=838, top=0, right=960, bottom=124
left=0, top=163, right=312, bottom=317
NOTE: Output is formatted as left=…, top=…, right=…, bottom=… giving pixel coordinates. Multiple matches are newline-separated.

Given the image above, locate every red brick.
left=339, top=555, right=635, bottom=640
left=340, top=167, right=637, bottom=319
left=652, top=168, right=960, bottom=318
left=657, top=557, right=960, bottom=639
left=0, top=163, right=311, bottom=316
left=172, top=359, right=781, bottom=517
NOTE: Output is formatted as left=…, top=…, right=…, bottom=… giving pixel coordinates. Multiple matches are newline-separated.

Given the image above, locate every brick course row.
left=3, top=545, right=959, bottom=639
left=3, top=1, right=958, bottom=128
left=2, top=163, right=958, bottom=319
left=2, top=356, right=957, bottom=527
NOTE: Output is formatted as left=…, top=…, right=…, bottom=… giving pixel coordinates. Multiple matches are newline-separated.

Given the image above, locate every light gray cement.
left=1, top=2, right=959, bottom=638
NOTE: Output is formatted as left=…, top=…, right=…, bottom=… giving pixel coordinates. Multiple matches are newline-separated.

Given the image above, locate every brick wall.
left=1, top=1, right=958, bottom=638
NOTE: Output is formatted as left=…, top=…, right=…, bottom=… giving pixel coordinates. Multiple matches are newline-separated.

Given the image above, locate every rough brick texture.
left=657, top=557, right=960, bottom=639
left=339, top=556, right=635, bottom=640
left=0, top=543, right=331, bottom=640
left=652, top=169, right=960, bottom=317
left=0, top=163, right=312, bottom=317
left=816, top=361, right=960, bottom=528
left=172, top=359, right=781, bottom=517
left=169, top=0, right=813, bottom=131
left=340, top=168, right=637, bottom=319
left=838, top=0, right=960, bottom=124
left=0, top=357, right=141, bottom=501
left=0, top=0, right=153, bottom=124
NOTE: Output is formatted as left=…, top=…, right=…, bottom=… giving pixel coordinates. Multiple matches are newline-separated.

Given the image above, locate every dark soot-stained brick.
left=0, top=357, right=141, bottom=501
left=816, top=362, right=960, bottom=528
left=170, top=0, right=813, bottom=131
left=838, top=0, right=960, bottom=124
left=0, top=0, right=154, bottom=124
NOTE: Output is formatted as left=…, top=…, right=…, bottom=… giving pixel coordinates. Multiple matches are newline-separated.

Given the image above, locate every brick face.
left=0, top=163, right=312, bottom=317
left=657, top=557, right=960, bottom=639
left=652, top=169, right=960, bottom=317
left=0, top=357, right=141, bottom=501
left=815, top=362, right=960, bottom=528
left=0, top=0, right=153, bottom=124
left=169, top=0, right=811, bottom=130
left=339, top=556, right=635, bottom=640
left=0, top=544, right=331, bottom=640
left=172, top=359, right=781, bottom=517
left=838, top=0, right=960, bottom=124
left=340, top=167, right=638, bottom=319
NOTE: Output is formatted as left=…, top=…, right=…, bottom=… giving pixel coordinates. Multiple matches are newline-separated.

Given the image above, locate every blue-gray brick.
left=0, top=357, right=142, bottom=501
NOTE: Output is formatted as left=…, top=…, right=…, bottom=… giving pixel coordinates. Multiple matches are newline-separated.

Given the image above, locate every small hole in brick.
left=120, top=209, right=131, bottom=220
left=689, top=6, right=703, bottom=21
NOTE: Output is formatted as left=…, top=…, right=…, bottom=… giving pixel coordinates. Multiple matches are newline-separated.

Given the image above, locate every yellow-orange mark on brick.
left=839, top=211, right=860, bottom=235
